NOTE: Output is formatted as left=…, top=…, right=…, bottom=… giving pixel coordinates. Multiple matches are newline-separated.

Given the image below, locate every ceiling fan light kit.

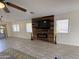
left=0, top=0, right=27, bottom=13
left=0, top=2, right=5, bottom=8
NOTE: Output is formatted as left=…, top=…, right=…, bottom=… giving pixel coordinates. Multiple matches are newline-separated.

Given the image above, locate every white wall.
left=55, top=10, right=79, bottom=46
left=6, top=10, right=79, bottom=46
left=6, top=20, right=32, bottom=39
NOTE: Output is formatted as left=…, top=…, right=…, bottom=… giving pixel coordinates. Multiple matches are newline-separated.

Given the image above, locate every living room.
left=0, top=0, right=79, bottom=59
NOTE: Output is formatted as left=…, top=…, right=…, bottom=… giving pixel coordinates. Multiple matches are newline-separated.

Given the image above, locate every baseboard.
left=7, top=36, right=31, bottom=40
left=57, top=42, right=79, bottom=47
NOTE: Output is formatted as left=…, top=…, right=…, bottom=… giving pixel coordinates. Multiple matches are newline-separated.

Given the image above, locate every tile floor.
left=0, top=37, right=79, bottom=59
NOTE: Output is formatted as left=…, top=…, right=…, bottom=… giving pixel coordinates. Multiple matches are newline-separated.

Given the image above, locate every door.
left=0, top=25, right=6, bottom=39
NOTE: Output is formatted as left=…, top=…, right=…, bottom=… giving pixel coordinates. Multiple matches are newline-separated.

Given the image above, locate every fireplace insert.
left=37, top=33, right=47, bottom=38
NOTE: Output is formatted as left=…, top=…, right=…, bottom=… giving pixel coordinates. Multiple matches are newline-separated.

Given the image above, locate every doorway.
left=0, top=25, right=7, bottom=39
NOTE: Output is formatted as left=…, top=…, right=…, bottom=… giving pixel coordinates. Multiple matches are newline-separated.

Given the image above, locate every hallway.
left=0, top=25, right=6, bottom=39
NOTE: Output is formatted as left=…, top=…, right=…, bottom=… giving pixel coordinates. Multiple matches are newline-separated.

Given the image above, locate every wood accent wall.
left=32, top=15, right=55, bottom=43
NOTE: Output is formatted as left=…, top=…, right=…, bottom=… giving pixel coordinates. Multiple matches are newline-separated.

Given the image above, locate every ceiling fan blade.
left=6, top=2, right=27, bottom=12
left=3, top=6, right=10, bottom=13
left=2, top=2, right=10, bottom=13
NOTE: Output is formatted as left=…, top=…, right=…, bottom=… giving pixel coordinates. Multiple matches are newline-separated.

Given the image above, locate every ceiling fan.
left=0, top=0, right=27, bottom=13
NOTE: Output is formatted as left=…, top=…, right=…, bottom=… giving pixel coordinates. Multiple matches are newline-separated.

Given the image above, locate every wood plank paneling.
left=32, top=15, right=55, bottom=43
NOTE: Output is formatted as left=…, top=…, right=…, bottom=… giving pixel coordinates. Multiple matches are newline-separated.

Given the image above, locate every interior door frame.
left=0, top=25, right=7, bottom=38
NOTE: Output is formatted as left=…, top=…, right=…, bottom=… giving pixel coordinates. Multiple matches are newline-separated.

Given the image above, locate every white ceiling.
left=0, top=0, right=79, bottom=21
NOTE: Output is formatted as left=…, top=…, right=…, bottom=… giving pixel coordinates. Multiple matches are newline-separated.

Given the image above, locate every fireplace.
left=32, top=15, right=54, bottom=43
left=37, top=33, right=47, bottom=38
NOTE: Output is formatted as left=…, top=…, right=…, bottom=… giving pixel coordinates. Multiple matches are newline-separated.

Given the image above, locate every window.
left=56, top=19, right=69, bottom=33
left=12, top=24, right=20, bottom=32
left=26, top=23, right=32, bottom=32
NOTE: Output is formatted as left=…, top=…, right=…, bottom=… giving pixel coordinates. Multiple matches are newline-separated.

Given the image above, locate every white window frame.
left=26, top=23, right=32, bottom=33
left=12, top=24, right=20, bottom=32
left=56, top=19, right=69, bottom=33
